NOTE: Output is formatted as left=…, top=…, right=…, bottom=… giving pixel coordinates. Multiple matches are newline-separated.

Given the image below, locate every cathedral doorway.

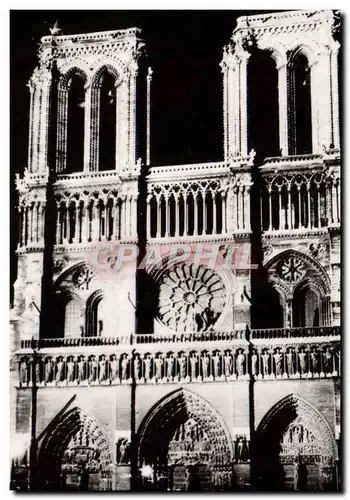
left=254, top=395, right=336, bottom=491
left=37, top=408, right=113, bottom=491
left=137, top=388, right=233, bottom=491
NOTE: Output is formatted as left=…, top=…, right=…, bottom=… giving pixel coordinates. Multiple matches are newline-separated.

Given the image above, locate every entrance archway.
left=137, top=388, right=233, bottom=491
left=38, top=408, right=113, bottom=491
left=254, top=395, right=337, bottom=491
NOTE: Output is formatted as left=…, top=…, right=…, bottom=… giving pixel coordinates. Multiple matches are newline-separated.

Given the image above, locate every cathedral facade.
left=10, top=10, right=341, bottom=491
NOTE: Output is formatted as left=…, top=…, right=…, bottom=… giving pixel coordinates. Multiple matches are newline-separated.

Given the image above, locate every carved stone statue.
left=77, top=357, right=85, bottom=383
left=212, top=353, right=221, bottom=378
left=134, top=355, right=141, bottom=380
left=166, top=354, right=174, bottom=379
left=67, top=357, right=75, bottom=383
left=34, top=359, right=41, bottom=384
left=99, top=355, right=107, bottom=382
left=110, top=355, right=118, bottom=381
left=56, top=357, right=64, bottom=383
left=237, top=437, right=249, bottom=462
left=190, top=354, right=197, bottom=379
left=311, top=349, right=319, bottom=373
left=236, top=350, right=245, bottom=376
left=178, top=354, right=187, bottom=380
left=154, top=355, right=163, bottom=380
left=286, top=349, right=295, bottom=376
left=201, top=352, right=210, bottom=379
left=274, top=349, right=283, bottom=377
left=20, top=358, right=29, bottom=385
left=323, top=347, right=332, bottom=374
left=144, top=355, right=152, bottom=381
left=121, top=355, right=129, bottom=381
left=298, top=349, right=307, bottom=375
left=45, top=358, right=53, bottom=383
left=262, top=351, right=269, bottom=377
left=224, top=352, right=232, bottom=377
left=116, top=438, right=130, bottom=465
left=251, top=350, right=258, bottom=376
left=89, top=357, right=98, bottom=383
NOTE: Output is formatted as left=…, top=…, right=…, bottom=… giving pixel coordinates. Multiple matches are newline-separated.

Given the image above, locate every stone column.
left=38, top=75, right=52, bottom=172
left=40, top=202, right=46, bottom=244
left=31, top=83, right=42, bottom=172
left=83, top=85, right=92, bottom=172
left=244, top=186, right=251, bottom=230
left=330, top=45, right=340, bottom=149
left=21, top=206, right=26, bottom=247
left=332, top=183, right=338, bottom=225
left=165, top=195, right=169, bottom=238
left=307, top=184, right=312, bottom=228
left=239, top=53, right=250, bottom=157
left=156, top=196, right=161, bottom=238
left=213, top=192, right=217, bottom=234
left=146, top=67, right=153, bottom=165
left=222, top=192, right=227, bottom=233
left=277, top=60, right=288, bottom=155
left=268, top=187, right=272, bottom=231
left=128, top=68, right=137, bottom=166
left=310, top=60, right=320, bottom=154
left=222, top=65, right=229, bottom=161
left=27, top=84, right=35, bottom=172
left=146, top=196, right=151, bottom=239
left=194, top=194, right=198, bottom=236
left=73, top=202, right=80, bottom=244
left=239, top=186, right=245, bottom=230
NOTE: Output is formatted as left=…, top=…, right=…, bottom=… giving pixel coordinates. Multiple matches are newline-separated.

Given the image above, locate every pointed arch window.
left=86, top=292, right=107, bottom=337
left=64, top=299, right=81, bottom=338
left=288, top=51, right=312, bottom=155
left=66, top=74, right=85, bottom=173
left=247, top=50, right=279, bottom=160
left=98, top=72, right=117, bottom=171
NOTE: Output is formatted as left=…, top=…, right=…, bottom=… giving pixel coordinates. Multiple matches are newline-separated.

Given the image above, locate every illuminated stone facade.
left=10, top=10, right=341, bottom=491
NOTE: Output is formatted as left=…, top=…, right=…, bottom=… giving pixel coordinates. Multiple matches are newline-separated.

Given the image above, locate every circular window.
left=157, top=263, right=226, bottom=333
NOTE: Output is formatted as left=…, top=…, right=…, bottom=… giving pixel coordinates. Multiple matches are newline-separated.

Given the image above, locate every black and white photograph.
left=9, top=8, right=342, bottom=491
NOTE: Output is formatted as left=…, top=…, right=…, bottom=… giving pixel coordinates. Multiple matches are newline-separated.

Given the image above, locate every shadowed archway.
left=253, top=394, right=337, bottom=491
left=38, top=407, right=113, bottom=491
left=137, top=388, right=233, bottom=491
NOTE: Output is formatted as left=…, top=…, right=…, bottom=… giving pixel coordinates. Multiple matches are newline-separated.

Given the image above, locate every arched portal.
left=254, top=395, right=337, bottom=491
left=137, top=388, right=233, bottom=491
left=38, top=407, right=113, bottom=491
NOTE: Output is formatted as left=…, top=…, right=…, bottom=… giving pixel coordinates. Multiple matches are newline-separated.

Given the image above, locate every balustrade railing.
left=250, top=326, right=340, bottom=340
left=19, top=326, right=339, bottom=351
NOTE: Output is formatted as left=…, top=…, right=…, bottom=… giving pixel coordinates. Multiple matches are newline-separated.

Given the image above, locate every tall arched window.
left=247, top=50, right=279, bottom=161
left=293, top=285, right=320, bottom=327
left=64, top=299, right=81, bottom=338
left=86, top=292, right=107, bottom=337
left=66, top=75, right=85, bottom=173
left=288, top=51, right=312, bottom=155
left=98, top=72, right=117, bottom=171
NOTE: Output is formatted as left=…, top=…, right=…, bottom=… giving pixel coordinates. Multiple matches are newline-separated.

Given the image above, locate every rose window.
left=277, top=257, right=306, bottom=284
left=157, top=263, right=226, bottom=333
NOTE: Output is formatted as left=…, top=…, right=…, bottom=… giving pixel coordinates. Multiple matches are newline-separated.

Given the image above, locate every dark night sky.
left=10, top=10, right=279, bottom=301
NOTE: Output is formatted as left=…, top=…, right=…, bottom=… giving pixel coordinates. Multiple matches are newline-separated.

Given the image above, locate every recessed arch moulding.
left=51, top=256, right=137, bottom=339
